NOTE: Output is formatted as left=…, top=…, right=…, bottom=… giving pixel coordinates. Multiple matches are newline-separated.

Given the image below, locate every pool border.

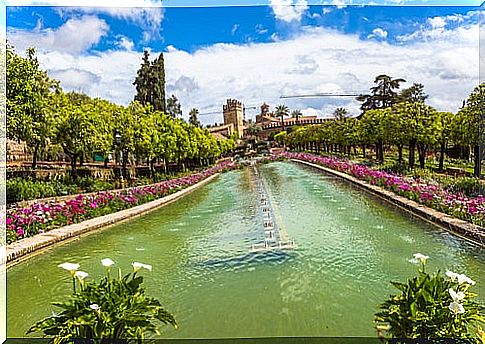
left=6, top=173, right=220, bottom=268
left=291, top=159, right=485, bottom=247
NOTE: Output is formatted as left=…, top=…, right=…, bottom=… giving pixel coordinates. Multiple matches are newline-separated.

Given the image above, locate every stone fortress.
left=208, top=98, right=322, bottom=140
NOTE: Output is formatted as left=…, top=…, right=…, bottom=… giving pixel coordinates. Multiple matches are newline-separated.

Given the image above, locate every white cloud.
left=59, top=7, right=164, bottom=42
left=118, top=36, right=134, bottom=51
left=368, top=27, right=388, bottom=39
left=8, top=15, right=109, bottom=54
left=269, top=0, right=309, bottom=23
left=428, top=16, right=446, bottom=29
left=10, top=20, right=478, bottom=124
left=6, top=0, right=162, bottom=6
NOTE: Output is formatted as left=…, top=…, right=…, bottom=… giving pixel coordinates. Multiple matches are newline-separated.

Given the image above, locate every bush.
left=28, top=259, right=177, bottom=342
left=375, top=253, right=485, bottom=341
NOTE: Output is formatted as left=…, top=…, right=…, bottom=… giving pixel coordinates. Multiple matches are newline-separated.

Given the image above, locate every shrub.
left=375, top=253, right=485, bottom=341
left=27, top=259, right=177, bottom=343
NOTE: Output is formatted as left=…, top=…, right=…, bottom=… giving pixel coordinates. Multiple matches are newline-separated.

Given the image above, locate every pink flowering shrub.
left=281, top=152, right=485, bottom=227
left=6, top=161, right=238, bottom=244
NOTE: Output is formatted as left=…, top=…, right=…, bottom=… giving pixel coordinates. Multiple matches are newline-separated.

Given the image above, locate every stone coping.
left=292, top=159, right=485, bottom=247
left=6, top=173, right=220, bottom=268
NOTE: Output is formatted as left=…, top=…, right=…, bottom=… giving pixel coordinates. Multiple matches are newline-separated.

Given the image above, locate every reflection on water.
left=7, top=162, right=485, bottom=338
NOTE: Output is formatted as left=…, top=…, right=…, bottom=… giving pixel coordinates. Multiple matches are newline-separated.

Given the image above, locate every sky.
left=5, top=0, right=482, bottom=124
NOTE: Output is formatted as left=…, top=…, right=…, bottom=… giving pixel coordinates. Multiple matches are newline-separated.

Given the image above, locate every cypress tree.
left=133, top=51, right=166, bottom=113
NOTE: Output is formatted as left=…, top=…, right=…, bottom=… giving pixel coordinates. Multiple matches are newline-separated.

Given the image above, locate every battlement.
left=223, top=98, right=243, bottom=111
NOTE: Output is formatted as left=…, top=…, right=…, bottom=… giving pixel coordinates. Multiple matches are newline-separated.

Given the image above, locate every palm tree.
left=291, top=109, right=302, bottom=124
left=275, top=105, right=290, bottom=130
left=333, top=107, right=348, bottom=121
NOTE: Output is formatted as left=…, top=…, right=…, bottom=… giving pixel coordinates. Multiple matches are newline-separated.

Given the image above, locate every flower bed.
left=7, top=161, right=238, bottom=244
left=281, top=152, right=485, bottom=228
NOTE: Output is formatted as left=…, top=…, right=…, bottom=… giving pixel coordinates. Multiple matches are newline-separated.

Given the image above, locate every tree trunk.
left=409, top=139, right=417, bottom=169
left=438, top=142, right=446, bottom=172
left=375, top=143, right=379, bottom=161
left=378, top=140, right=384, bottom=162
left=79, top=154, right=84, bottom=167
left=474, top=145, right=481, bottom=178
left=104, top=157, right=109, bottom=168
left=362, top=145, right=366, bottom=158
left=122, top=150, right=128, bottom=179
left=70, top=154, right=78, bottom=179
left=397, top=144, right=403, bottom=163
left=32, top=142, right=40, bottom=170
left=417, top=142, right=427, bottom=169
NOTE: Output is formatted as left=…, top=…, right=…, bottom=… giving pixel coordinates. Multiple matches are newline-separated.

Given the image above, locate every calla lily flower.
left=58, top=262, right=80, bottom=276
left=457, top=273, right=475, bottom=286
left=446, top=270, right=458, bottom=281
left=448, top=301, right=465, bottom=315
left=74, top=271, right=88, bottom=280
left=449, top=288, right=465, bottom=302
left=89, top=304, right=100, bottom=311
left=413, top=253, right=429, bottom=263
left=132, top=262, right=152, bottom=273
left=101, top=258, right=115, bottom=268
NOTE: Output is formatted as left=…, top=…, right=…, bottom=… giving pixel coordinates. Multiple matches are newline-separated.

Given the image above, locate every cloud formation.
left=8, top=11, right=479, bottom=125
left=8, top=15, right=109, bottom=54
left=269, top=0, right=309, bottom=22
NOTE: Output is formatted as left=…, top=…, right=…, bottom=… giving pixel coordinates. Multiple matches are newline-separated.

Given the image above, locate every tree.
left=399, top=83, right=428, bottom=104
left=166, top=95, right=182, bottom=119
left=436, top=112, right=455, bottom=172
left=275, top=105, right=290, bottom=130
left=189, top=108, right=201, bottom=127
left=291, top=109, right=302, bottom=123
left=7, top=45, right=60, bottom=168
left=455, top=83, right=484, bottom=177
left=333, top=107, right=348, bottom=121
left=133, top=51, right=166, bottom=112
left=244, top=119, right=262, bottom=138
left=357, top=74, right=406, bottom=115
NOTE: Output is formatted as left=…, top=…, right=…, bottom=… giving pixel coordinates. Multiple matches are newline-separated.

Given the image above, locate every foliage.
left=166, top=94, right=183, bottom=119
left=7, top=44, right=60, bottom=168
left=133, top=50, right=166, bottom=112
left=375, top=254, right=484, bottom=341
left=189, top=108, right=201, bottom=127
left=356, top=74, right=406, bottom=113
left=28, top=260, right=177, bottom=343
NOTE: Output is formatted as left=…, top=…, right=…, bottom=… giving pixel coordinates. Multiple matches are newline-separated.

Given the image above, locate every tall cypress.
left=133, top=51, right=166, bottom=113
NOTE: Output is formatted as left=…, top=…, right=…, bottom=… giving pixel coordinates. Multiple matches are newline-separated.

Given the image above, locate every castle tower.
left=223, top=99, right=244, bottom=138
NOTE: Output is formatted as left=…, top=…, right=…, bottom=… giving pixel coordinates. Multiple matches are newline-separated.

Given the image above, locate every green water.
left=7, top=161, right=485, bottom=338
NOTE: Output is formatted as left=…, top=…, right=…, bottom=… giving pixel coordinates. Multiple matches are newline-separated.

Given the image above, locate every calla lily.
left=448, top=301, right=465, bottom=315
left=101, top=258, right=115, bottom=268
left=89, top=304, right=100, bottom=311
left=58, top=262, right=80, bottom=276
left=449, top=288, right=465, bottom=302
left=132, top=262, right=152, bottom=273
left=457, top=273, right=475, bottom=286
left=413, top=253, right=429, bottom=263
left=446, top=270, right=458, bottom=281
left=74, top=271, right=88, bottom=280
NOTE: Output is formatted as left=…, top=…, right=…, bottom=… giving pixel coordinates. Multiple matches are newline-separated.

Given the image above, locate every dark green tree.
left=399, top=83, right=428, bottom=104
left=133, top=50, right=166, bottom=113
left=166, top=95, right=182, bottom=119
left=189, top=108, right=201, bottom=127
left=357, top=74, right=406, bottom=114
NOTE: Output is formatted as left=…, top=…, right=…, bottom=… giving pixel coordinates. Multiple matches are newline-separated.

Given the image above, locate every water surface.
left=7, top=161, right=485, bottom=338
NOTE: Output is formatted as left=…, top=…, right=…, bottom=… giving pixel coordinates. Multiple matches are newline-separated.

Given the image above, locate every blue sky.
left=5, top=2, right=481, bottom=122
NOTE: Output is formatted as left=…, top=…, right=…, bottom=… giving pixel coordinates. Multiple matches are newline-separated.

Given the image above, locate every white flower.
left=132, top=262, right=152, bottom=273
left=74, top=271, right=88, bottom=280
left=446, top=270, right=458, bottom=281
left=58, top=262, right=80, bottom=276
left=413, top=253, right=429, bottom=263
left=89, top=304, right=100, bottom=311
left=448, top=301, right=465, bottom=315
left=449, top=288, right=465, bottom=302
left=457, top=274, right=476, bottom=286
left=101, top=258, right=115, bottom=268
